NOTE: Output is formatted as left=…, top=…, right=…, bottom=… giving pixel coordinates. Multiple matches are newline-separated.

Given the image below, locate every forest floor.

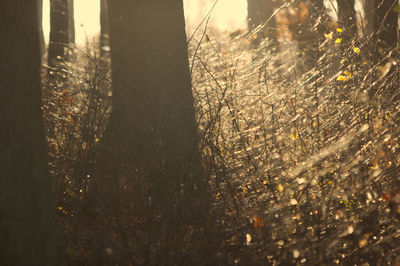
left=42, top=23, right=400, bottom=265
left=189, top=26, right=400, bottom=264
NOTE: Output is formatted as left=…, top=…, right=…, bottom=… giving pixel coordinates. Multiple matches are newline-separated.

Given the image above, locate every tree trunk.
left=296, top=0, right=327, bottom=69
left=68, top=0, right=75, bottom=44
left=38, top=0, right=46, bottom=57
left=48, top=0, right=71, bottom=69
left=375, top=0, right=399, bottom=48
left=362, top=0, right=375, bottom=36
left=100, top=0, right=110, bottom=56
left=305, top=0, right=327, bottom=42
left=247, top=0, right=279, bottom=49
left=0, top=1, right=61, bottom=265
left=337, top=0, right=357, bottom=42
left=97, top=0, right=211, bottom=263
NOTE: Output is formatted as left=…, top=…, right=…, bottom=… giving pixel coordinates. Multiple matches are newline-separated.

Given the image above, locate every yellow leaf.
left=336, top=28, right=343, bottom=33
left=337, top=75, right=346, bottom=81
left=335, top=38, right=342, bottom=44
left=324, top=32, right=333, bottom=40
left=337, top=70, right=352, bottom=81
left=277, top=184, right=284, bottom=192
left=343, top=70, right=352, bottom=78
left=353, top=47, right=361, bottom=54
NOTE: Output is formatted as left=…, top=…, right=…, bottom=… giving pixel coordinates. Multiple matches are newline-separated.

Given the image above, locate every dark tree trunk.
left=38, top=0, right=46, bottom=57
left=305, top=0, right=327, bottom=43
left=296, top=0, right=327, bottom=69
left=68, top=0, right=75, bottom=44
left=247, top=0, right=279, bottom=49
left=48, top=0, right=73, bottom=69
left=49, top=0, right=69, bottom=67
left=0, top=0, right=61, bottom=265
left=100, top=0, right=110, bottom=56
left=97, top=0, right=211, bottom=263
left=337, top=0, right=357, bottom=41
left=375, top=0, right=399, bottom=48
left=363, top=0, right=376, bottom=36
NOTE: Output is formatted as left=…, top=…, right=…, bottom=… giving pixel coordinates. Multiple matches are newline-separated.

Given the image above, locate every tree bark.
left=0, top=1, right=61, bottom=265
left=375, top=0, right=399, bottom=48
left=49, top=0, right=69, bottom=68
left=305, top=0, right=327, bottom=42
left=296, top=0, right=327, bottom=69
left=48, top=0, right=74, bottom=69
left=68, top=0, right=75, bottom=44
left=247, top=0, right=279, bottom=49
left=97, top=0, right=211, bottom=263
left=363, top=0, right=376, bottom=36
left=38, top=0, right=46, bottom=57
left=100, top=0, right=110, bottom=56
left=337, top=0, right=357, bottom=41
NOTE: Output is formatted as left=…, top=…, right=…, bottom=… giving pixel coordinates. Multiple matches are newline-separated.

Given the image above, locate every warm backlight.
left=43, top=0, right=248, bottom=44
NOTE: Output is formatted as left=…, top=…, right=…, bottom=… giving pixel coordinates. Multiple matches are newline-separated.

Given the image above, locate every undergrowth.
left=42, top=14, right=400, bottom=266
left=189, top=17, right=400, bottom=264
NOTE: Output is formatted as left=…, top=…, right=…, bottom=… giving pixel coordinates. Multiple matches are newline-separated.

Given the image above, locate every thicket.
left=42, top=4, right=400, bottom=265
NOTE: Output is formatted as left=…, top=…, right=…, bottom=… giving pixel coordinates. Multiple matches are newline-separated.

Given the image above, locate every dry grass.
left=42, top=19, right=400, bottom=264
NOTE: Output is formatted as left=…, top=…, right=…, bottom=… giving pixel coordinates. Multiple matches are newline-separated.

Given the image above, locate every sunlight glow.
left=43, top=0, right=247, bottom=45
left=184, top=0, right=248, bottom=33
left=43, top=0, right=100, bottom=44
left=42, top=0, right=364, bottom=45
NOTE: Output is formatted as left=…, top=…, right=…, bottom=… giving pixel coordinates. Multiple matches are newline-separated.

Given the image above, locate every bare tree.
left=48, top=0, right=74, bottom=69
left=363, top=0, right=376, bottom=36
left=375, top=0, right=399, bottom=48
left=0, top=0, right=61, bottom=265
left=100, top=0, right=110, bottom=56
left=38, top=0, right=46, bottom=56
left=294, top=0, right=328, bottom=69
left=68, top=0, right=75, bottom=44
left=96, top=0, right=212, bottom=263
left=337, top=0, right=357, bottom=41
left=247, top=0, right=279, bottom=48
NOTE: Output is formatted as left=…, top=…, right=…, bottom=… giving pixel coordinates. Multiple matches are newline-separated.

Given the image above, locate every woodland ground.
left=42, top=21, right=400, bottom=265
